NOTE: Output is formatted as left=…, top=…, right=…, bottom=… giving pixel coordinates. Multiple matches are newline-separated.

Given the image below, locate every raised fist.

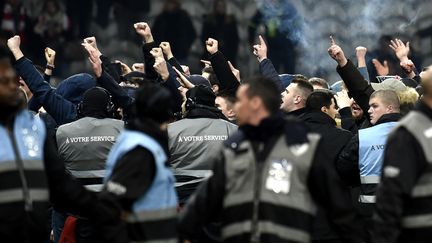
left=160, top=42, right=173, bottom=59
left=206, top=38, right=218, bottom=55
left=45, top=47, right=56, bottom=65
left=7, top=35, right=21, bottom=51
left=134, top=22, right=153, bottom=42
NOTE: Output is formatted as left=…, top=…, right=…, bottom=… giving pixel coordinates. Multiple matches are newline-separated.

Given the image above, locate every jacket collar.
left=301, top=111, right=336, bottom=126
left=374, top=113, right=402, bottom=126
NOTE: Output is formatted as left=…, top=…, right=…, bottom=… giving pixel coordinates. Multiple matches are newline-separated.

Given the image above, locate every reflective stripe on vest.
left=360, top=175, right=380, bottom=184
left=222, top=220, right=311, bottom=243
left=358, top=122, right=398, bottom=204
left=126, top=207, right=177, bottom=223
left=396, top=111, right=432, bottom=230
left=222, top=133, right=320, bottom=241
left=0, top=160, right=45, bottom=172
left=56, top=117, right=123, bottom=187
left=359, top=195, right=376, bottom=203
left=130, top=239, right=178, bottom=243
left=0, top=111, right=48, bottom=205
left=0, top=188, right=49, bottom=203
left=402, top=214, right=432, bottom=228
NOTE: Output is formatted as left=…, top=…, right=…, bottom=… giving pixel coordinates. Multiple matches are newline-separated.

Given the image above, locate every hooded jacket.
left=14, top=57, right=95, bottom=126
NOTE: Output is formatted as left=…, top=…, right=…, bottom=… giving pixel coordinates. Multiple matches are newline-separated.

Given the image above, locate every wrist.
left=144, top=35, right=154, bottom=43
left=161, top=71, right=169, bottom=81
left=258, top=56, right=267, bottom=63
left=167, top=53, right=174, bottom=59
left=209, top=50, right=217, bottom=55
left=399, top=56, right=409, bottom=62
left=46, top=63, right=55, bottom=70
left=11, top=48, right=24, bottom=59
left=338, top=58, right=348, bottom=67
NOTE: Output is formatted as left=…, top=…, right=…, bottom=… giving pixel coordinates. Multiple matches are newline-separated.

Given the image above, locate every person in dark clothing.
left=152, top=0, right=196, bottom=63
left=168, top=84, right=237, bottom=204
left=96, top=83, right=178, bottom=243
left=7, top=35, right=96, bottom=127
left=52, top=87, right=124, bottom=243
left=329, top=40, right=418, bottom=118
left=336, top=90, right=402, bottom=219
left=372, top=65, right=432, bottom=243
left=281, top=77, right=313, bottom=117
left=179, top=76, right=366, bottom=243
left=301, top=90, right=354, bottom=242
left=0, top=42, right=107, bottom=243
left=205, top=38, right=240, bottom=96
left=201, top=0, right=239, bottom=64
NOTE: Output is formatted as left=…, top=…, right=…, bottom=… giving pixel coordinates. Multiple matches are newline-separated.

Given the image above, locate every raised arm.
left=8, top=36, right=77, bottom=125
left=135, top=22, right=159, bottom=80
left=206, top=38, right=239, bottom=95
left=253, top=35, right=283, bottom=92
left=328, top=36, right=373, bottom=119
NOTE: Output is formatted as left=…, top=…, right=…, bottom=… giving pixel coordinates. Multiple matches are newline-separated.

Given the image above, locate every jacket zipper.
left=7, top=129, right=33, bottom=211
left=251, top=145, right=264, bottom=243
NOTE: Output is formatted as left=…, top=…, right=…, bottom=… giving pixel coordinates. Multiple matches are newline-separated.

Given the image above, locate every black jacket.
left=209, top=51, right=239, bottom=96
left=336, top=113, right=402, bottom=187
left=372, top=101, right=432, bottom=243
left=95, top=118, right=168, bottom=242
left=178, top=114, right=366, bottom=243
left=301, top=111, right=354, bottom=240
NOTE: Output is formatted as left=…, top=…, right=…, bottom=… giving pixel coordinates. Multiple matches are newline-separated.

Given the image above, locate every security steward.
left=53, top=87, right=124, bottom=242
left=168, top=84, right=237, bottom=204
left=373, top=65, right=432, bottom=243
left=0, top=46, right=102, bottom=243
left=97, top=83, right=178, bottom=243
left=179, top=77, right=366, bottom=243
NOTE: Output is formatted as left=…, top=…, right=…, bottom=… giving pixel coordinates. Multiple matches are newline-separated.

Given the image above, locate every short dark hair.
left=202, top=66, right=220, bottom=86
left=309, top=77, right=329, bottom=89
left=306, top=90, right=337, bottom=111
left=291, top=78, right=314, bottom=99
left=243, top=76, right=281, bottom=114
left=217, top=91, right=237, bottom=108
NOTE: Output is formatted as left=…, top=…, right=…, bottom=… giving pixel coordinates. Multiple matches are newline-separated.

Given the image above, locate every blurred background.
left=1, top=0, right=432, bottom=85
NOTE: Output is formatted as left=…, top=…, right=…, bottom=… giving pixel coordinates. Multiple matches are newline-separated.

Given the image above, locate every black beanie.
left=185, top=85, right=216, bottom=109
left=80, top=87, right=112, bottom=118
left=135, top=83, right=173, bottom=123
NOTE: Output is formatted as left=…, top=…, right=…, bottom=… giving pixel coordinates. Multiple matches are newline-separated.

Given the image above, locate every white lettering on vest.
left=176, top=135, right=228, bottom=143
left=65, top=136, right=116, bottom=143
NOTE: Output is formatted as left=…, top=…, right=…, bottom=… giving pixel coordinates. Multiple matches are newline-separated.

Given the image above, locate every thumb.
left=406, top=41, right=410, bottom=50
left=227, top=61, right=234, bottom=70
left=383, top=60, right=388, bottom=68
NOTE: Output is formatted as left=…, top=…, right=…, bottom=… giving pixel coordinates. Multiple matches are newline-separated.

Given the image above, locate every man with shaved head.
left=373, top=65, right=432, bottom=243
left=337, top=89, right=402, bottom=219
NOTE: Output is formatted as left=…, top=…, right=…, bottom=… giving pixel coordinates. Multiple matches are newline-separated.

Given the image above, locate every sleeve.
left=357, top=66, right=370, bottom=83
left=178, top=150, right=226, bottom=239
left=209, top=51, right=240, bottom=96
left=337, top=59, right=375, bottom=120
left=142, top=41, right=159, bottom=80
left=259, top=58, right=283, bottom=92
left=97, top=70, right=134, bottom=109
left=100, top=146, right=156, bottom=211
left=308, top=140, right=367, bottom=243
left=167, top=56, right=183, bottom=74
left=162, top=64, right=182, bottom=114
left=372, top=128, right=427, bottom=243
left=339, top=107, right=359, bottom=134
left=336, top=134, right=361, bottom=186
left=14, top=57, right=76, bottom=125
left=100, top=55, right=121, bottom=83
